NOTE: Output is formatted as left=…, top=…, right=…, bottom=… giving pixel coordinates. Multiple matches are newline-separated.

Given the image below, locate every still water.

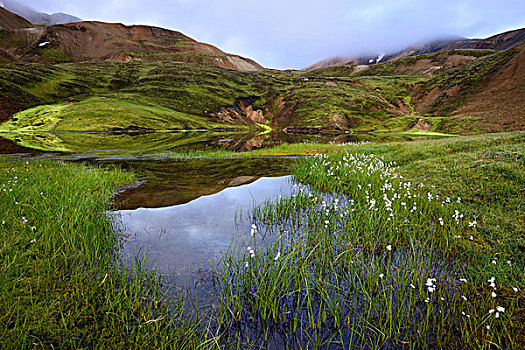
left=0, top=130, right=433, bottom=299
left=105, top=157, right=295, bottom=298
left=113, top=175, right=293, bottom=294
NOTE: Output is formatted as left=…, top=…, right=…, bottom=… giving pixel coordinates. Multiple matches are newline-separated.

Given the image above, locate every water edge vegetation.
left=1, top=131, right=523, bottom=348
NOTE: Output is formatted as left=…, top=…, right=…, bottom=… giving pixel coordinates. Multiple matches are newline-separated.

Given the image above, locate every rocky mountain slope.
left=0, top=0, right=81, bottom=25
left=305, top=28, right=525, bottom=71
left=0, top=5, right=30, bottom=29
left=0, top=14, right=264, bottom=71
left=0, top=13, right=523, bottom=136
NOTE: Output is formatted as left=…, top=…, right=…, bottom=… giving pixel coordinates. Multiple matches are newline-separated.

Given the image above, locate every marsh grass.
left=0, top=158, right=202, bottom=348
left=1, top=131, right=522, bottom=349
left=211, top=132, right=524, bottom=349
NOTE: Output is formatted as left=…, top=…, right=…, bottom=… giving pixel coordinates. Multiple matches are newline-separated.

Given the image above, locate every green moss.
left=0, top=46, right=518, bottom=134
left=0, top=97, right=231, bottom=132
left=38, top=46, right=72, bottom=64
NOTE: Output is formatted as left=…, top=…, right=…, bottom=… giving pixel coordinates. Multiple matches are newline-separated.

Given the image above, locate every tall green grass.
left=1, top=131, right=522, bottom=349
left=212, top=132, right=524, bottom=349
left=0, top=159, right=202, bottom=348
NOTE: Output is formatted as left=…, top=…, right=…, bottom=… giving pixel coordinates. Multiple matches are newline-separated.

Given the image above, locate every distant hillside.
left=0, top=20, right=265, bottom=71
left=304, top=29, right=525, bottom=71
left=0, top=0, right=81, bottom=25
left=0, top=5, right=30, bottom=29
left=0, top=23, right=522, bottom=136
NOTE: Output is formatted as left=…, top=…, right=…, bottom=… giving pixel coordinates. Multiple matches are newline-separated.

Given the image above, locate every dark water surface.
left=102, top=157, right=296, bottom=300
left=0, top=130, right=437, bottom=301
left=113, top=175, right=294, bottom=297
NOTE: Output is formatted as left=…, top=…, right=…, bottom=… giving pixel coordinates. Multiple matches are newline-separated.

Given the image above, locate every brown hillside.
left=411, top=46, right=525, bottom=132
left=442, top=28, right=525, bottom=51
left=305, top=28, right=525, bottom=71
left=0, top=21, right=265, bottom=71
left=451, top=45, right=525, bottom=132
left=0, top=6, right=31, bottom=30
left=392, top=52, right=479, bottom=76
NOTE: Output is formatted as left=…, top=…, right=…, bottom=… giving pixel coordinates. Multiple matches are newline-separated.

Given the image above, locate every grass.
left=0, top=158, right=203, bottom=348
left=211, top=131, right=524, bottom=348
left=1, top=47, right=509, bottom=134
left=0, top=130, right=522, bottom=348
left=0, top=97, right=229, bottom=132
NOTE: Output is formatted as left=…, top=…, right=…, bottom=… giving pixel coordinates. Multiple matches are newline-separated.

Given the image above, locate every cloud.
left=13, top=0, right=525, bottom=69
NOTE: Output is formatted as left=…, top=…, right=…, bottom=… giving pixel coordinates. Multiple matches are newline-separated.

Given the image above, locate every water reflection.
left=0, top=129, right=424, bottom=154
left=113, top=176, right=293, bottom=294
left=108, top=157, right=294, bottom=209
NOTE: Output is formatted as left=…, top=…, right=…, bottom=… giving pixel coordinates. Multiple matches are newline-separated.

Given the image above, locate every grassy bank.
left=213, top=131, right=524, bottom=348
left=1, top=132, right=523, bottom=348
left=3, top=49, right=515, bottom=134
left=0, top=159, right=201, bottom=348
left=0, top=97, right=230, bottom=132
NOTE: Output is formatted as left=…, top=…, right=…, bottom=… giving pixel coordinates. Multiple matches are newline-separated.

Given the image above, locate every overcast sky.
left=12, top=0, right=525, bottom=69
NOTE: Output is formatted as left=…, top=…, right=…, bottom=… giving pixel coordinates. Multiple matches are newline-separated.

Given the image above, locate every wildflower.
left=247, top=246, right=255, bottom=258
left=491, top=291, right=497, bottom=298
left=490, top=306, right=505, bottom=318
left=31, top=226, right=36, bottom=231
left=274, top=251, right=281, bottom=261
left=486, top=325, right=490, bottom=330
left=506, top=260, right=512, bottom=266
left=461, top=295, right=467, bottom=301
left=491, top=260, right=497, bottom=265
left=469, top=235, right=473, bottom=241
left=410, top=284, right=415, bottom=289
left=513, top=287, right=519, bottom=292
left=386, top=245, right=392, bottom=251
left=459, top=278, right=467, bottom=283
left=379, top=273, right=384, bottom=279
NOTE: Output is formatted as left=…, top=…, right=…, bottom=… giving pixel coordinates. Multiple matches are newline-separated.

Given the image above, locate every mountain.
left=0, top=5, right=30, bottom=29
left=0, top=20, right=265, bottom=70
left=0, top=23, right=522, bottom=136
left=304, top=29, right=525, bottom=71
left=0, top=0, right=81, bottom=25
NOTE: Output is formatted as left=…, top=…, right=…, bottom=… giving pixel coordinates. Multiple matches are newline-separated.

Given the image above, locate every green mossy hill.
left=0, top=61, right=426, bottom=132
left=0, top=46, right=522, bottom=134
left=1, top=97, right=227, bottom=132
